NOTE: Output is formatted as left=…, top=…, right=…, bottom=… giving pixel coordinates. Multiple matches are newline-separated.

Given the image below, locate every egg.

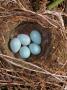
left=30, top=30, right=41, bottom=44
left=17, top=34, right=31, bottom=45
left=19, top=46, right=30, bottom=59
left=29, top=43, right=41, bottom=55
left=10, top=38, right=21, bottom=53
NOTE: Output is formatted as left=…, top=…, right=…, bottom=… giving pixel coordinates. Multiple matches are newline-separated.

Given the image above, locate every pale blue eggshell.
left=29, top=43, right=41, bottom=55
left=17, top=34, right=31, bottom=45
left=30, top=30, right=41, bottom=44
left=19, top=46, right=30, bottom=59
left=10, top=38, right=21, bottom=53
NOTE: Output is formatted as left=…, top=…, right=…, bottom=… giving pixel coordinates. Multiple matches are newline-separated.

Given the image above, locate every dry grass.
left=0, top=0, right=67, bottom=90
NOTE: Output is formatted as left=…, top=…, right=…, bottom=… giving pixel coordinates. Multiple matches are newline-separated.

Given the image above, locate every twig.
left=46, top=82, right=62, bottom=88
left=0, top=54, right=66, bottom=83
left=16, top=0, right=27, bottom=10
left=42, top=10, right=65, bottom=30
left=38, top=13, right=58, bottom=28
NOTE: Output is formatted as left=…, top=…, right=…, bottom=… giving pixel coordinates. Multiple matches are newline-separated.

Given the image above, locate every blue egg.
left=30, top=30, right=41, bottom=44
left=10, top=38, right=21, bottom=53
left=29, top=43, right=41, bottom=55
left=19, top=46, right=30, bottom=59
left=17, top=34, right=31, bottom=45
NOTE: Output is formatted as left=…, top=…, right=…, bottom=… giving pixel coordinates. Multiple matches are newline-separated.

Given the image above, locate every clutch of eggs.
left=10, top=30, right=41, bottom=59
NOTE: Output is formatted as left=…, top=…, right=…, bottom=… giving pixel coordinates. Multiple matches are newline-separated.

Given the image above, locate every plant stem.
left=47, top=0, right=64, bottom=10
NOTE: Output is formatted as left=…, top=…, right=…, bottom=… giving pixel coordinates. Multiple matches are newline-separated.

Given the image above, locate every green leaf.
left=47, top=0, right=64, bottom=10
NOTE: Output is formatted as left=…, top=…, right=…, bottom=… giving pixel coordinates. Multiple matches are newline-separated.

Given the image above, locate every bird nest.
left=0, top=0, right=67, bottom=90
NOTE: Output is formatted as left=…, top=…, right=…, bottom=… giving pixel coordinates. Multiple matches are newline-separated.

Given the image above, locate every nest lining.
left=8, top=21, right=52, bottom=61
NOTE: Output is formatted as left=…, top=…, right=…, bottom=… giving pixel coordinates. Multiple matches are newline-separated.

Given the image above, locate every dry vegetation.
left=0, top=0, right=67, bottom=90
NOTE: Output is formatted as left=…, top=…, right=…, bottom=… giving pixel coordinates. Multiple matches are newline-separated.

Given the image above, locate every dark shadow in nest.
left=8, top=21, right=52, bottom=62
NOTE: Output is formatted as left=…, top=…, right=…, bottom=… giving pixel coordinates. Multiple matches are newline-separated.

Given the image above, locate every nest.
left=0, top=0, right=67, bottom=90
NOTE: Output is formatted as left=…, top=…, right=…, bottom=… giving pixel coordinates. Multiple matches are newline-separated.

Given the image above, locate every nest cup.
left=8, top=21, right=52, bottom=61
